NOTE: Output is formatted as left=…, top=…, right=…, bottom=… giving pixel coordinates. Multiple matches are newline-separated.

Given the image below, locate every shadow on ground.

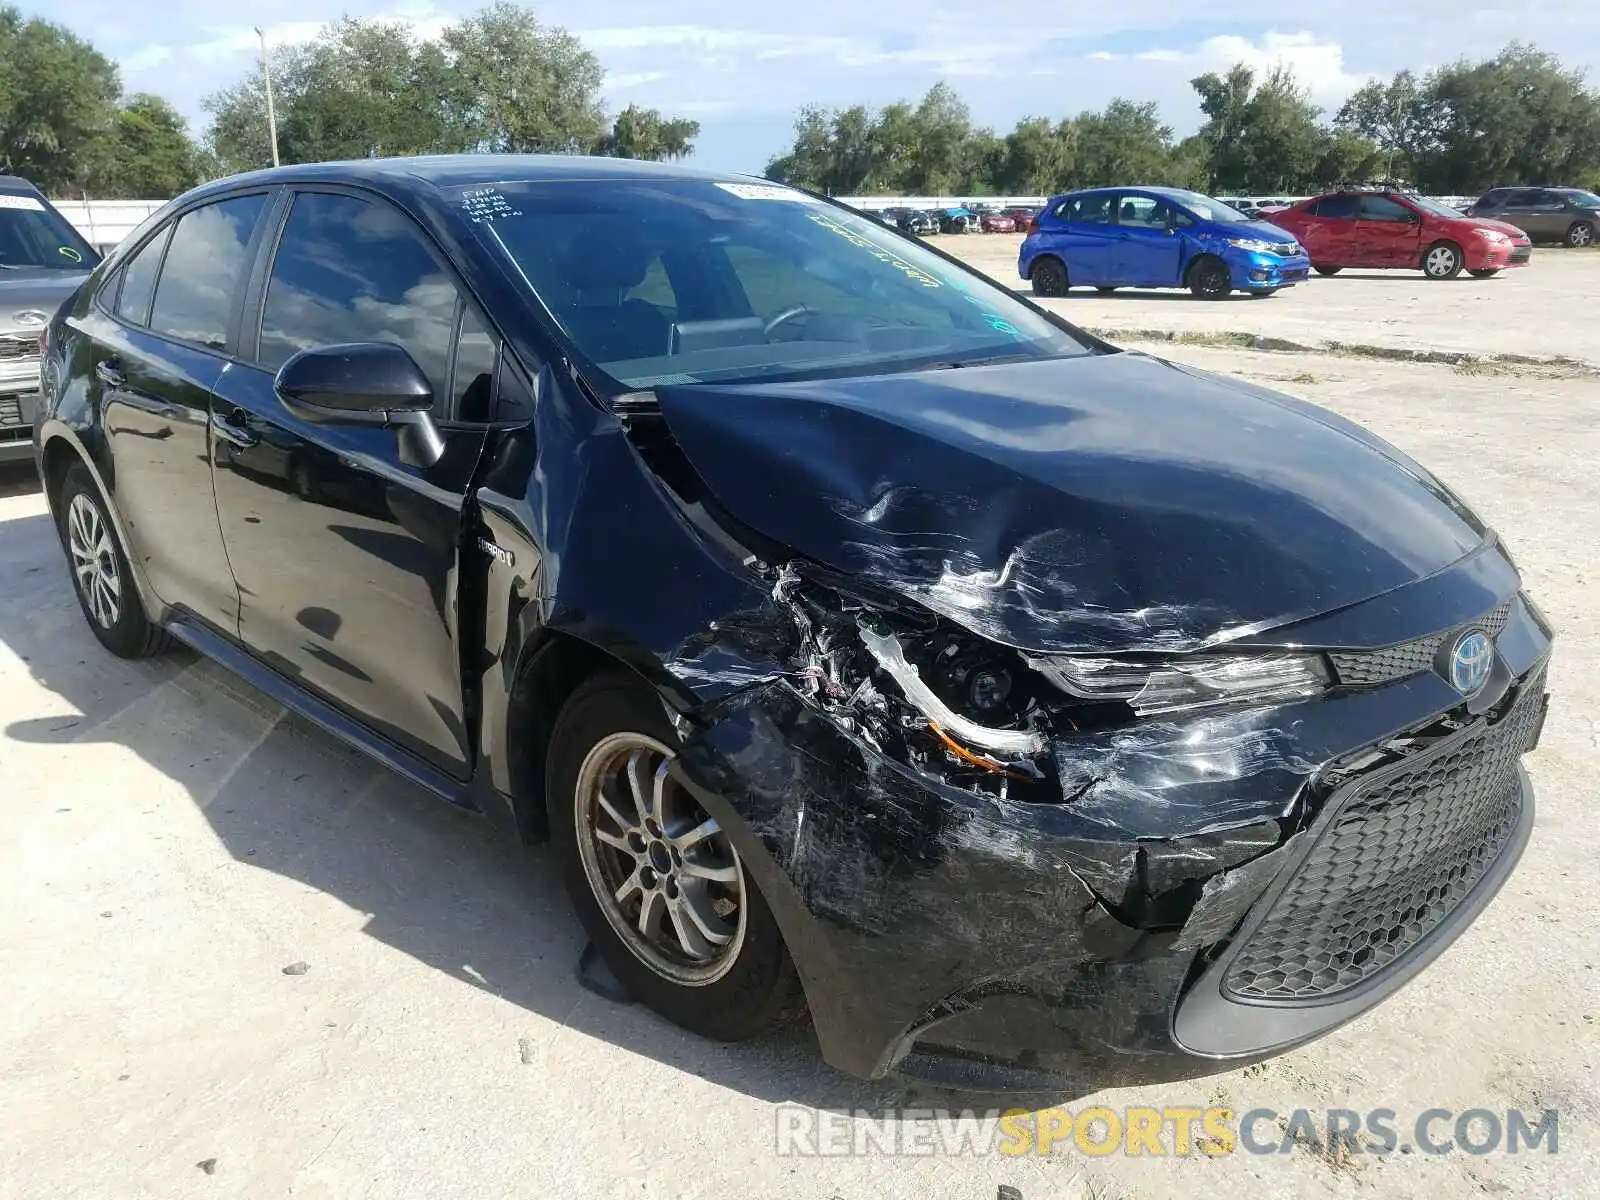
left=0, top=497, right=1112, bottom=1114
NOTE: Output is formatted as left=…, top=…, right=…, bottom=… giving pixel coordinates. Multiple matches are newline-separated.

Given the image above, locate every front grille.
left=1282, top=268, right=1308, bottom=281
left=1509, top=247, right=1532, bottom=264
left=0, top=393, right=25, bottom=443
left=1330, top=602, right=1513, bottom=686
left=0, top=333, right=38, bottom=363
left=1223, top=670, right=1544, bottom=1002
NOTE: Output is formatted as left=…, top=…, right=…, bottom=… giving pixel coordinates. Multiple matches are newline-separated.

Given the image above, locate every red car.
left=979, top=212, right=1016, bottom=233
left=1268, top=189, right=1532, bottom=279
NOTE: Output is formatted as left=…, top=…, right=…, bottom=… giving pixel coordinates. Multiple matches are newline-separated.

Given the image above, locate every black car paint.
left=34, top=157, right=1550, bottom=1088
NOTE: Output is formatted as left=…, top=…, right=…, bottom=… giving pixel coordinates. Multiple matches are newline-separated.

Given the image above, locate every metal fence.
left=53, top=199, right=167, bottom=254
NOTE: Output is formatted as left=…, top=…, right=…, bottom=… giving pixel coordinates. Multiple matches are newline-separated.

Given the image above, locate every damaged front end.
left=620, top=354, right=1554, bottom=1087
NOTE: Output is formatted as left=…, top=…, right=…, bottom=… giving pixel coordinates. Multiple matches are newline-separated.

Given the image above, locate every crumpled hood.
left=654, top=352, right=1488, bottom=653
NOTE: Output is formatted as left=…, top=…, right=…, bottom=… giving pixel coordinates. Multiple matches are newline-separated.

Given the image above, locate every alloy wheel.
left=1195, top=261, right=1231, bottom=298
left=1569, top=223, right=1594, bottom=247
left=67, top=493, right=121, bottom=629
left=574, top=733, right=747, bottom=986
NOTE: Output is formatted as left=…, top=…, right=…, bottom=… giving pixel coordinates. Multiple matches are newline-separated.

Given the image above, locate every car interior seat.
left=557, top=235, right=672, bottom=363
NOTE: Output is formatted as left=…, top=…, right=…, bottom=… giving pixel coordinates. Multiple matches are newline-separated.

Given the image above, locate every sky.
left=31, top=0, right=1600, bottom=177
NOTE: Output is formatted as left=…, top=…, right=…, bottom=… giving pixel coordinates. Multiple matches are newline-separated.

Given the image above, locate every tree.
left=100, top=94, right=200, bottom=197
left=1192, top=65, right=1326, bottom=192
left=204, top=4, right=697, bottom=172
left=0, top=7, right=121, bottom=192
left=1335, top=71, right=1426, bottom=180
left=1070, top=100, right=1175, bottom=187
left=600, top=105, right=700, bottom=160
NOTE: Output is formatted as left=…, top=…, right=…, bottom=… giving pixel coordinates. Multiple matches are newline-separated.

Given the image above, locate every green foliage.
left=0, top=6, right=120, bottom=191
left=204, top=3, right=698, bottom=171
left=769, top=44, right=1600, bottom=199
left=102, top=94, right=201, bottom=198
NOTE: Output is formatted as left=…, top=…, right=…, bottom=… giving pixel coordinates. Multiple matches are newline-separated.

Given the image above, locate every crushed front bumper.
left=670, top=596, right=1550, bottom=1089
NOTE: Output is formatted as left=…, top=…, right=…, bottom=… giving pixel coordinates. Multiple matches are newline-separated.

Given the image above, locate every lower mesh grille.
left=1223, top=671, right=1544, bottom=1002
left=0, top=393, right=25, bottom=442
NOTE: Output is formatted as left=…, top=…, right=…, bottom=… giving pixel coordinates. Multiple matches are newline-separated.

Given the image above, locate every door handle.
left=94, top=360, right=125, bottom=388
left=210, top=407, right=258, bottom=449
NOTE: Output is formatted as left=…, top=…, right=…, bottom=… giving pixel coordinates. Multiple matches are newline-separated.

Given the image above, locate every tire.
left=1029, top=256, right=1069, bottom=297
left=1248, top=288, right=1278, bottom=298
left=1468, top=268, right=1500, bottom=279
left=1314, top=265, right=1342, bottom=277
left=547, top=672, right=806, bottom=1041
left=56, top=463, right=172, bottom=659
left=1187, top=256, right=1232, bottom=299
left=1566, top=221, right=1595, bottom=248
left=1421, top=241, right=1464, bottom=279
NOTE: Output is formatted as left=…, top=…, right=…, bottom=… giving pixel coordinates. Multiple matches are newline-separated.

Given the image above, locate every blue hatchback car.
left=1019, top=187, right=1311, bottom=299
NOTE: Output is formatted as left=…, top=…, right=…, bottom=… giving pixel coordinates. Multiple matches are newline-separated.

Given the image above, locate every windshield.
left=1556, top=188, right=1600, bottom=209
left=0, top=196, right=98, bottom=270
left=1160, top=189, right=1254, bottom=223
left=451, top=179, right=1091, bottom=392
left=1408, top=196, right=1465, bottom=219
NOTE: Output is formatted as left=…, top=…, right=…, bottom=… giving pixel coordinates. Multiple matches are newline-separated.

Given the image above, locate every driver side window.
left=1359, top=195, right=1416, bottom=223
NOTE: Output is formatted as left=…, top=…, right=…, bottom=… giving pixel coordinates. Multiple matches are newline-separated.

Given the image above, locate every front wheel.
left=1422, top=241, right=1464, bottom=279
left=1567, top=221, right=1595, bottom=247
left=57, top=463, right=172, bottom=659
left=1187, top=256, right=1233, bottom=299
left=1468, top=268, right=1501, bottom=279
left=1029, top=256, right=1069, bottom=297
left=547, top=673, right=806, bottom=1041
left=1314, top=265, right=1342, bottom=276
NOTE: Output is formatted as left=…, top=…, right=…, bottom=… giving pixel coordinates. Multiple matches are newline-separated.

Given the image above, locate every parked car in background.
left=1271, top=189, right=1532, bottom=279
left=1003, top=206, right=1038, bottom=231
left=939, top=207, right=978, bottom=233
left=0, top=175, right=101, bottom=464
left=1019, top=186, right=1309, bottom=299
left=1466, top=187, right=1600, bottom=247
left=895, top=209, right=939, bottom=236
left=35, top=155, right=1551, bottom=1088
left=979, top=211, right=1016, bottom=233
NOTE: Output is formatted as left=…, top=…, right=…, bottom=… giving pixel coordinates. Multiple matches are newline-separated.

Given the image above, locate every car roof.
left=179, top=154, right=762, bottom=204
left=0, top=174, right=45, bottom=195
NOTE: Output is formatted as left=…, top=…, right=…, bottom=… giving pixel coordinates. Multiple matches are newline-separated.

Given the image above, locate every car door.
left=1494, top=189, right=1544, bottom=238
left=208, top=188, right=493, bottom=777
left=1355, top=194, right=1422, bottom=266
left=75, top=192, right=272, bottom=632
left=1528, top=189, right=1571, bottom=239
left=1050, top=193, right=1118, bottom=285
left=1110, top=193, right=1182, bottom=285
left=1299, top=194, right=1359, bottom=264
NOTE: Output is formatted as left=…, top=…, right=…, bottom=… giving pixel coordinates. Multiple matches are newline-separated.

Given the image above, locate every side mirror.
left=274, top=342, right=444, bottom=467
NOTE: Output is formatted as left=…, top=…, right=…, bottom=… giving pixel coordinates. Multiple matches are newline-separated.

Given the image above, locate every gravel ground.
left=3, top=272, right=1599, bottom=1198
left=939, top=233, right=1599, bottom=366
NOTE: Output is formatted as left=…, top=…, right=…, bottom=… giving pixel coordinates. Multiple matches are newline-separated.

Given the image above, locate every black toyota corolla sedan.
left=34, top=156, right=1551, bottom=1089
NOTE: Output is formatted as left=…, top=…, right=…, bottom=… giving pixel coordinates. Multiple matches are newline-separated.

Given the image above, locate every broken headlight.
left=1029, top=652, right=1330, bottom=716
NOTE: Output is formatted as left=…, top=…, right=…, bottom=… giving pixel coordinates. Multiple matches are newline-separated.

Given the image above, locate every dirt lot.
left=940, top=233, right=1598, bottom=367
left=3, top=263, right=1599, bottom=1198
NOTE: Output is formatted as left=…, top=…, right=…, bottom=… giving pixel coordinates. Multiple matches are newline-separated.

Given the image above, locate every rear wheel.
left=1422, top=241, right=1464, bottom=279
left=1029, top=256, right=1069, bottom=297
left=1187, top=256, right=1232, bottom=299
left=1567, top=221, right=1595, bottom=247
left=57, top=464, right=172, bottom=659
left=1313, top=265, right=1342, bottom=276
left=547, top=673, right=806, bottom=1041
left=1468, top=268, right=1500, bottom=279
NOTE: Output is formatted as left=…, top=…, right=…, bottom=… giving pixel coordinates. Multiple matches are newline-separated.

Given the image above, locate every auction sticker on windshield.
left=0, top=195, right=44, bottom=211
left=716, top=183, right=818, bottom=202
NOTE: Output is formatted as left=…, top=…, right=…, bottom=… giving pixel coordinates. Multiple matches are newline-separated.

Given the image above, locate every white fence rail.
left=54, top=200, right=167, bottom=253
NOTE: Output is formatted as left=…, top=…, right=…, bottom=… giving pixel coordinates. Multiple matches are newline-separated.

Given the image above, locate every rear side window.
left=1311, top=194, right=1359, bottom=219
left=148, top=194, right=269, bottom=350
left=1059, top=195, right=1113, bottom=224
left=257, top=192, right=456, bottom=406
left=115, top=229, right=170, bottom=326
left=1505, top=189, right=1541, bottom=206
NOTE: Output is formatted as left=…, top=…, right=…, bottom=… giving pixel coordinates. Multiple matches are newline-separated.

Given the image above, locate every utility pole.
left=255, top=26, right=281, bottom=168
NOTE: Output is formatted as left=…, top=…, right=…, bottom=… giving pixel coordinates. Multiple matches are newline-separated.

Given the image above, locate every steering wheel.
left=763, top=304, right=812, bottom=337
